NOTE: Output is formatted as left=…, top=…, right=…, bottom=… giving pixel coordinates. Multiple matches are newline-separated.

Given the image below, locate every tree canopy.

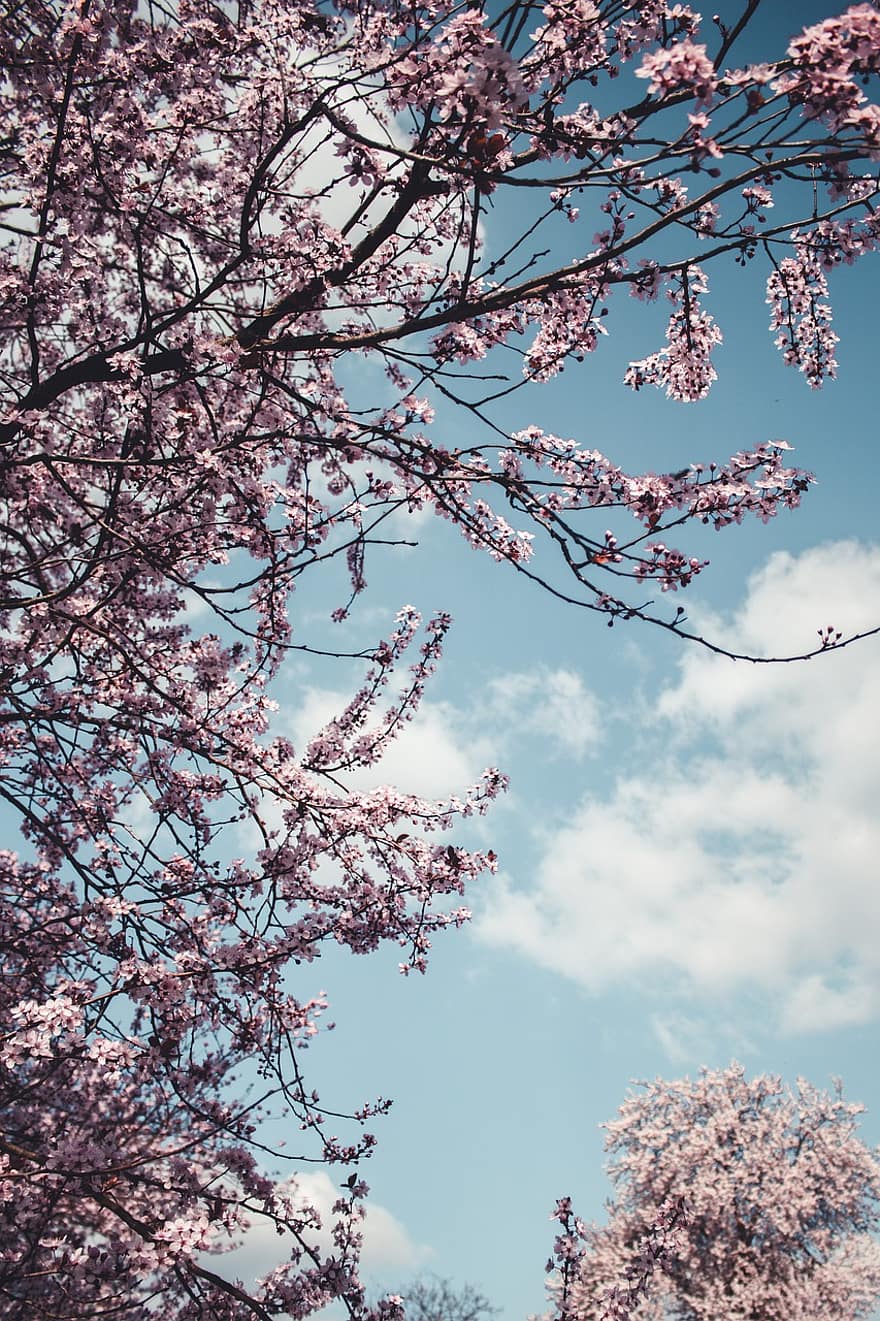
left=563, top=1066, right=880, bottom=1321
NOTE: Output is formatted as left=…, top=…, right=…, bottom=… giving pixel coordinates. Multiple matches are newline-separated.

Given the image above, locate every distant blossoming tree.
left=560, top=1066, right=880, bottom=1321
left=3, top=0, right=880, bottom=1316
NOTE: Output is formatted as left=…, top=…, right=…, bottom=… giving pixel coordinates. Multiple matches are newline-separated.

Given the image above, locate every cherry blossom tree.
left=560, top=1066, right=880, bottom=1321
left=4, top=0, right=880, bottom=1316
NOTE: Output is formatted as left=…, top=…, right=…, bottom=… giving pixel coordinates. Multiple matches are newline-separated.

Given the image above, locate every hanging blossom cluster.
left=766, top=216, right=880, bottom=386
left=525, top=0, right=609, bottom=80
left=624, top=268, right=722, bottom=401
left=3, top=0, right=880, bottom=1315
left=766, top=237, right=840, bottom=387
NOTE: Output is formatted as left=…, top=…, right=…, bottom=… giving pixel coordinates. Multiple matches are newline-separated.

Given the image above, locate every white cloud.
left=649, top=1009, right=756, bottom=1064
left=208, top=1171, right=430, bottom=1289
left=780, top=973, right=880, bottom=1034
left=650, top=1012, right=714, bottom=1065
left=476, top=542, right=880, bottom=1034
left=271, top=663, right=601, bottom=817
left=485, top=668, right=602, bottom=760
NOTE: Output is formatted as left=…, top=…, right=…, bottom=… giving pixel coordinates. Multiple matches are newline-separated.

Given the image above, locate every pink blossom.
left=637, top=39, right=716, bottom=105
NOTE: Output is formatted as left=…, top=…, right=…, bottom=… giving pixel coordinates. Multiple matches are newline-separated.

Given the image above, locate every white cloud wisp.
left=476, top=541, right=880, bottom=1034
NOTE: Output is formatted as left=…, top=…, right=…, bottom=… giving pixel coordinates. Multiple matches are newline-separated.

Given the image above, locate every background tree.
left=562, top=1065, right=880, bottom=1321
left=3, top=1, right=880, bottom=1317
left=398, top=1274, right=499, bottom=1321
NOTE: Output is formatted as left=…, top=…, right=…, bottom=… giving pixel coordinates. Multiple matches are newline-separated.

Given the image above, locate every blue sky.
left=238, top=136, right=880, bottom=1321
